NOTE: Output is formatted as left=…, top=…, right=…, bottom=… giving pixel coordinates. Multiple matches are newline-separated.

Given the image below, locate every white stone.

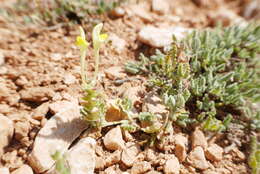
left=0, top=51, right=4, bottom=66
left=0, top=115, right=14, bottom=156
left=121, top=143, right=140, bottom=167
left=66, top=137, right=96, bottom=174
left=192, top=128, right=207, bottom=149
left=205, top=144, right=223, bottom=162
left=174, top=134, right=188, bottom=162
left=50, top=53, right=62, bottom=61
left=104, top=66, right=126, bottom=80
left=138, top=26, right=190, bottom=48
left=109, top=34, right=127, bottom=53
left=63, top=73, right=76, bottom=85
left=28, top=101, right=88, bottom=173
left=164, top=155, right=180, bottom=174
left=11, top=165, right=33, bottom=174
left=103, top=126, right=125, bottom=151
left=187, top=146, right=209, bottom=170
left=152, top=0, right=169, bottom=15
left=0, top=167, right=9, bottom=174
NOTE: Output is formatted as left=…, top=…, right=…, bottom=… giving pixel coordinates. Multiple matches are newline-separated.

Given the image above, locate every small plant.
left=51, top=151, right=70, bottom=174
left=125, top=23, right=260, bottom=132
left=76, top=24, right=107, bottom=128
left=248, top=136, right=260, bottom=174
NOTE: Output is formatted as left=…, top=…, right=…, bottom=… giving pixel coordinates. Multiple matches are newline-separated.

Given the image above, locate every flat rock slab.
left=66, top=137, right=96, bottom=174
left=28, top=101, right=88, bottom=173
left=138, top=26, right=191, bottom=48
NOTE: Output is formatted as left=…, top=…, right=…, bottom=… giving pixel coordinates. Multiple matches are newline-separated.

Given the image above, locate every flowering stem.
left=93, top=47, right=100, bottom=86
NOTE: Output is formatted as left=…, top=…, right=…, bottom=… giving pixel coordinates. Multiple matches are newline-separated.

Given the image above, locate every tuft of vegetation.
left=126, top=23, right=260, bottom=132
left=248, top=136, right=260, bottom=174
left=51, top=151, right=71, bottom=174
left=3, top=0, right=126, bottom=25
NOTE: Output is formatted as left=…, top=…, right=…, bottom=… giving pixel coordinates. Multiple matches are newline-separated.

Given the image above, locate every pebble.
left=11, top=165, right=33, bottom=174
left=121, top=143, right=141, bottom=167
left=66, top=137, right=96, bottom=174
left=205, top=144, right=223, bottom=162
left=187, top=146, right=209, bottom=170
left=63, top=73, right=76, bottom=85
left=164, top=155, right=180, bottom=174
left=174, top=134, right=188, bottom=162
left=104, top=66, right=126, bottom=80
left=32, top=102, right=49, bottom=120
left=0, top=115, right=14, bottom=156
left=0, top=51, right=5, bottom=66
left=152, top=0, right=169, bottom=15
left=0, top=167, right=9, bottom=174
left=103, top=126, right=125, bottom=151
left=138, top=26, right=190, bottom=48
left=131, top=161, right=152, bottom=174
left=110, top=7, right=125, bottom=17
left=192, top=128, right=207, bottom=149
left=109, top=34, right=127, bottom=53
left=20, top=87, right=54, bottom=103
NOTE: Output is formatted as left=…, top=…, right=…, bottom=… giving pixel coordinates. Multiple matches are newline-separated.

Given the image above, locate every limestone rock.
left=164, top=155, right=180, bottom=174
left=138, top=26, right=190, bottom=48
left=28, top=101, right=88, bottom=173
left=205, top=144, right=223, bottom=162
left=110, top=7, right=125, bottom=17
left=123, top=86, right=144, bottom=105
left=32, top=102, right=49, bottom=120
left=14, top=121, right=30, bottom=140
left=129, top=4, right=153, bottom=22
left=63, top=73, right=76, bottom=85
left=66, top=137, right=96, bottom=174
left=109, top=34, right=127, bottom=53
left=131, top=161, right=151, bottom=174
left=0, top=115, right=14, bottom=156
left=20, top=87, right=54, bottom=102
left=103, top=126, right=125, bottom=151
left=104, top=66, right=126, bottom=80
left=0, top=167, right=9, bottom=174
left=121, top=143, right=141, bottom=167
left=152, top=0, right=169, bottom=15
left=105, top=99, right=127, bottom=122
left=0, top=51, right=4, bottom=66
left=11, top=165, right=33, bottom=174
left=187, top=146, right=209, bottom=170
left=49, top=100, right=74, bottom=114
left=192, top=128, right=207, bottom=149
left=174, top=134, right=188, bottom=162
left=142, top=93, right=168, bottom=116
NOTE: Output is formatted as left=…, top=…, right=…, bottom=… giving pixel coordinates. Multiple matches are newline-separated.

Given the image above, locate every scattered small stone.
left=164, top=155, right=180, bottom=174
left=66, top=137, right=96, bottom=174
left=103, top=126, right=125, bottom=151
left=104, top=66, right=126, bottom=80
left=28, top=102, right=88, bottom=173
left=0, top=167, right=9, bottom=174
left=95, top=156, right=105, bottom=170
left=0, top=115, right=14, bottom=156
left=32, top=102, right=49, bottom=120
left=142, top=93, right=168, bottom=116
left=14, top=121, right=30, bottom=141
left=109, top=34, right=127, bottom=53
left=123, top=86, right=144, bottom=106
left=205, top=144, right=223, bottom=162
left=49, top=100, right=73, bottom=114
left=63, top=73, right=76, bottom=85
left=11, top=165, right=33, bottom=174
left=187, top=146, right=209, bottom=170
left=230, top=148, right=246, bottom=162
left=192, top=128, right=207, bottom=149
left=50, top=53, right=62, bottom=61
left=174, top=134, right=188, bottom=162
left=203, top=170, right=218, bottom=174
left=110, top=7, right=125, bottom=17
left=104, top=166, right=117, bottom=174
left=129, top=4, right=153, bottom=22
left=105, top=99, right=127, bottom=122
left=138, top=26, right=190, bottom=48
left=152, top=0, right=169, bottom=15
left=147, top=171, right=161, bottom=174
left=20, top=87, right=54, bottom=103
left=105, top=150, right=121, bottom=167
left=0, top=51, right=4, bottom=66
left=131, top=161, right=152, bottom=174
left=121, top=143, right=141, bottom=167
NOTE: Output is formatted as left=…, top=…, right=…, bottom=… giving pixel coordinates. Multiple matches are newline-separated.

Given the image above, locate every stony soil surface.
left=0, top=0, right=259, bottom=173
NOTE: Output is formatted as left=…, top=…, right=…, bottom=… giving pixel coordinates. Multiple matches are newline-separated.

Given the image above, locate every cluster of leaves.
left=248, top=136, right=260, bottom=174
left=51, top=151, right=70, bottom=174
left=126, top=23, right=260, bottom=132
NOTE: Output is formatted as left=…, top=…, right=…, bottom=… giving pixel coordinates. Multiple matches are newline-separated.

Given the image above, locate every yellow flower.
left=92, top=23, right=108, bottom=49
left=76, top=27, right=89, bottom=51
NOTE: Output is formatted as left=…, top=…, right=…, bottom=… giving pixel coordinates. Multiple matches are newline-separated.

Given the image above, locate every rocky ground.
left=0, top=0, right=259, bottom=174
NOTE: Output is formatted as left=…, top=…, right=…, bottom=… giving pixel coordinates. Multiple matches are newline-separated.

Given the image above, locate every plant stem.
left=93, top=47, right=100, bottom=86
left=80, top=49, right=87, bottom=88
